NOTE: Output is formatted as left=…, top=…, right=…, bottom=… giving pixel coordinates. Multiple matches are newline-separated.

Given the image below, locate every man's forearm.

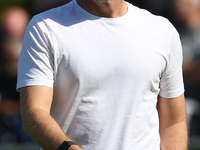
left=159, top=121, right=188, bottom=150
left=22, top=108, right=83, bottom=150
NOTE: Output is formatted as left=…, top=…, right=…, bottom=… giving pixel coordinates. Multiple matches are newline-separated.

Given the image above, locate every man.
left=17, top=0, right=188, bottom=149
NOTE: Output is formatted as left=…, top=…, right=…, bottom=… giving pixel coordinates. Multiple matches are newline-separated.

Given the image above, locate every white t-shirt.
left=17, top=0, right=184, bottom=149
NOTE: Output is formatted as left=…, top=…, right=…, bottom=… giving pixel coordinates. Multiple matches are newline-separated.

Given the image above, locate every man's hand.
left=68, top=145, right=85, bottom=150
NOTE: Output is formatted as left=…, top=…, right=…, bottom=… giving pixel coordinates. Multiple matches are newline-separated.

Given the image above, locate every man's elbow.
left=21, top=112, right=34, bottom=136
left=20, top=106, right=38, bottom=137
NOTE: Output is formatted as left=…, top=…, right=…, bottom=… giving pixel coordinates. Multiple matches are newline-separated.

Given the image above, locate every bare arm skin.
left=157, top=94, right=188, bottom=150
left=20, top=86, right=84, bottom=150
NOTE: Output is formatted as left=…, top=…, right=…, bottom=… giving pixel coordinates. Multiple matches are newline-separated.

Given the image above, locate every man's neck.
left=76, top=0, right=127, bottom=18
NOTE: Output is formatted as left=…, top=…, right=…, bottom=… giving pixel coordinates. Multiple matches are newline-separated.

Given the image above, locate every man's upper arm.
left=20, top=86, right=53, bottom=116
left=17, top=15, right=54, bottom=91
left=157, top=93, right=187, bottom=129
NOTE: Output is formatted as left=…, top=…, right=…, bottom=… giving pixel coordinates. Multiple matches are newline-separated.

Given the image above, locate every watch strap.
left=58, top=141, right=76, bottom=150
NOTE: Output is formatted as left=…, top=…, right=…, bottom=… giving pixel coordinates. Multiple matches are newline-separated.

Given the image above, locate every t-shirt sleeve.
left=17, top=15, right=54, bottom=91
left=159, top=23, right=184, bottom=98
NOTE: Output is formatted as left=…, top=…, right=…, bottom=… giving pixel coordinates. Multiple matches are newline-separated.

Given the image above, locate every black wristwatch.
left=58, top=141, right=76, bottom=150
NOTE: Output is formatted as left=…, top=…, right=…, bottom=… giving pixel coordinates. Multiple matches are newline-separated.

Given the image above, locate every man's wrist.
left=57, top=141, right=77, bottom=150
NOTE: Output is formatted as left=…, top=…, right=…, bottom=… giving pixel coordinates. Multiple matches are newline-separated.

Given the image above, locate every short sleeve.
left=159, top=23, right=184, bottom=98
left=17, top=15, right=54, bottom=91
